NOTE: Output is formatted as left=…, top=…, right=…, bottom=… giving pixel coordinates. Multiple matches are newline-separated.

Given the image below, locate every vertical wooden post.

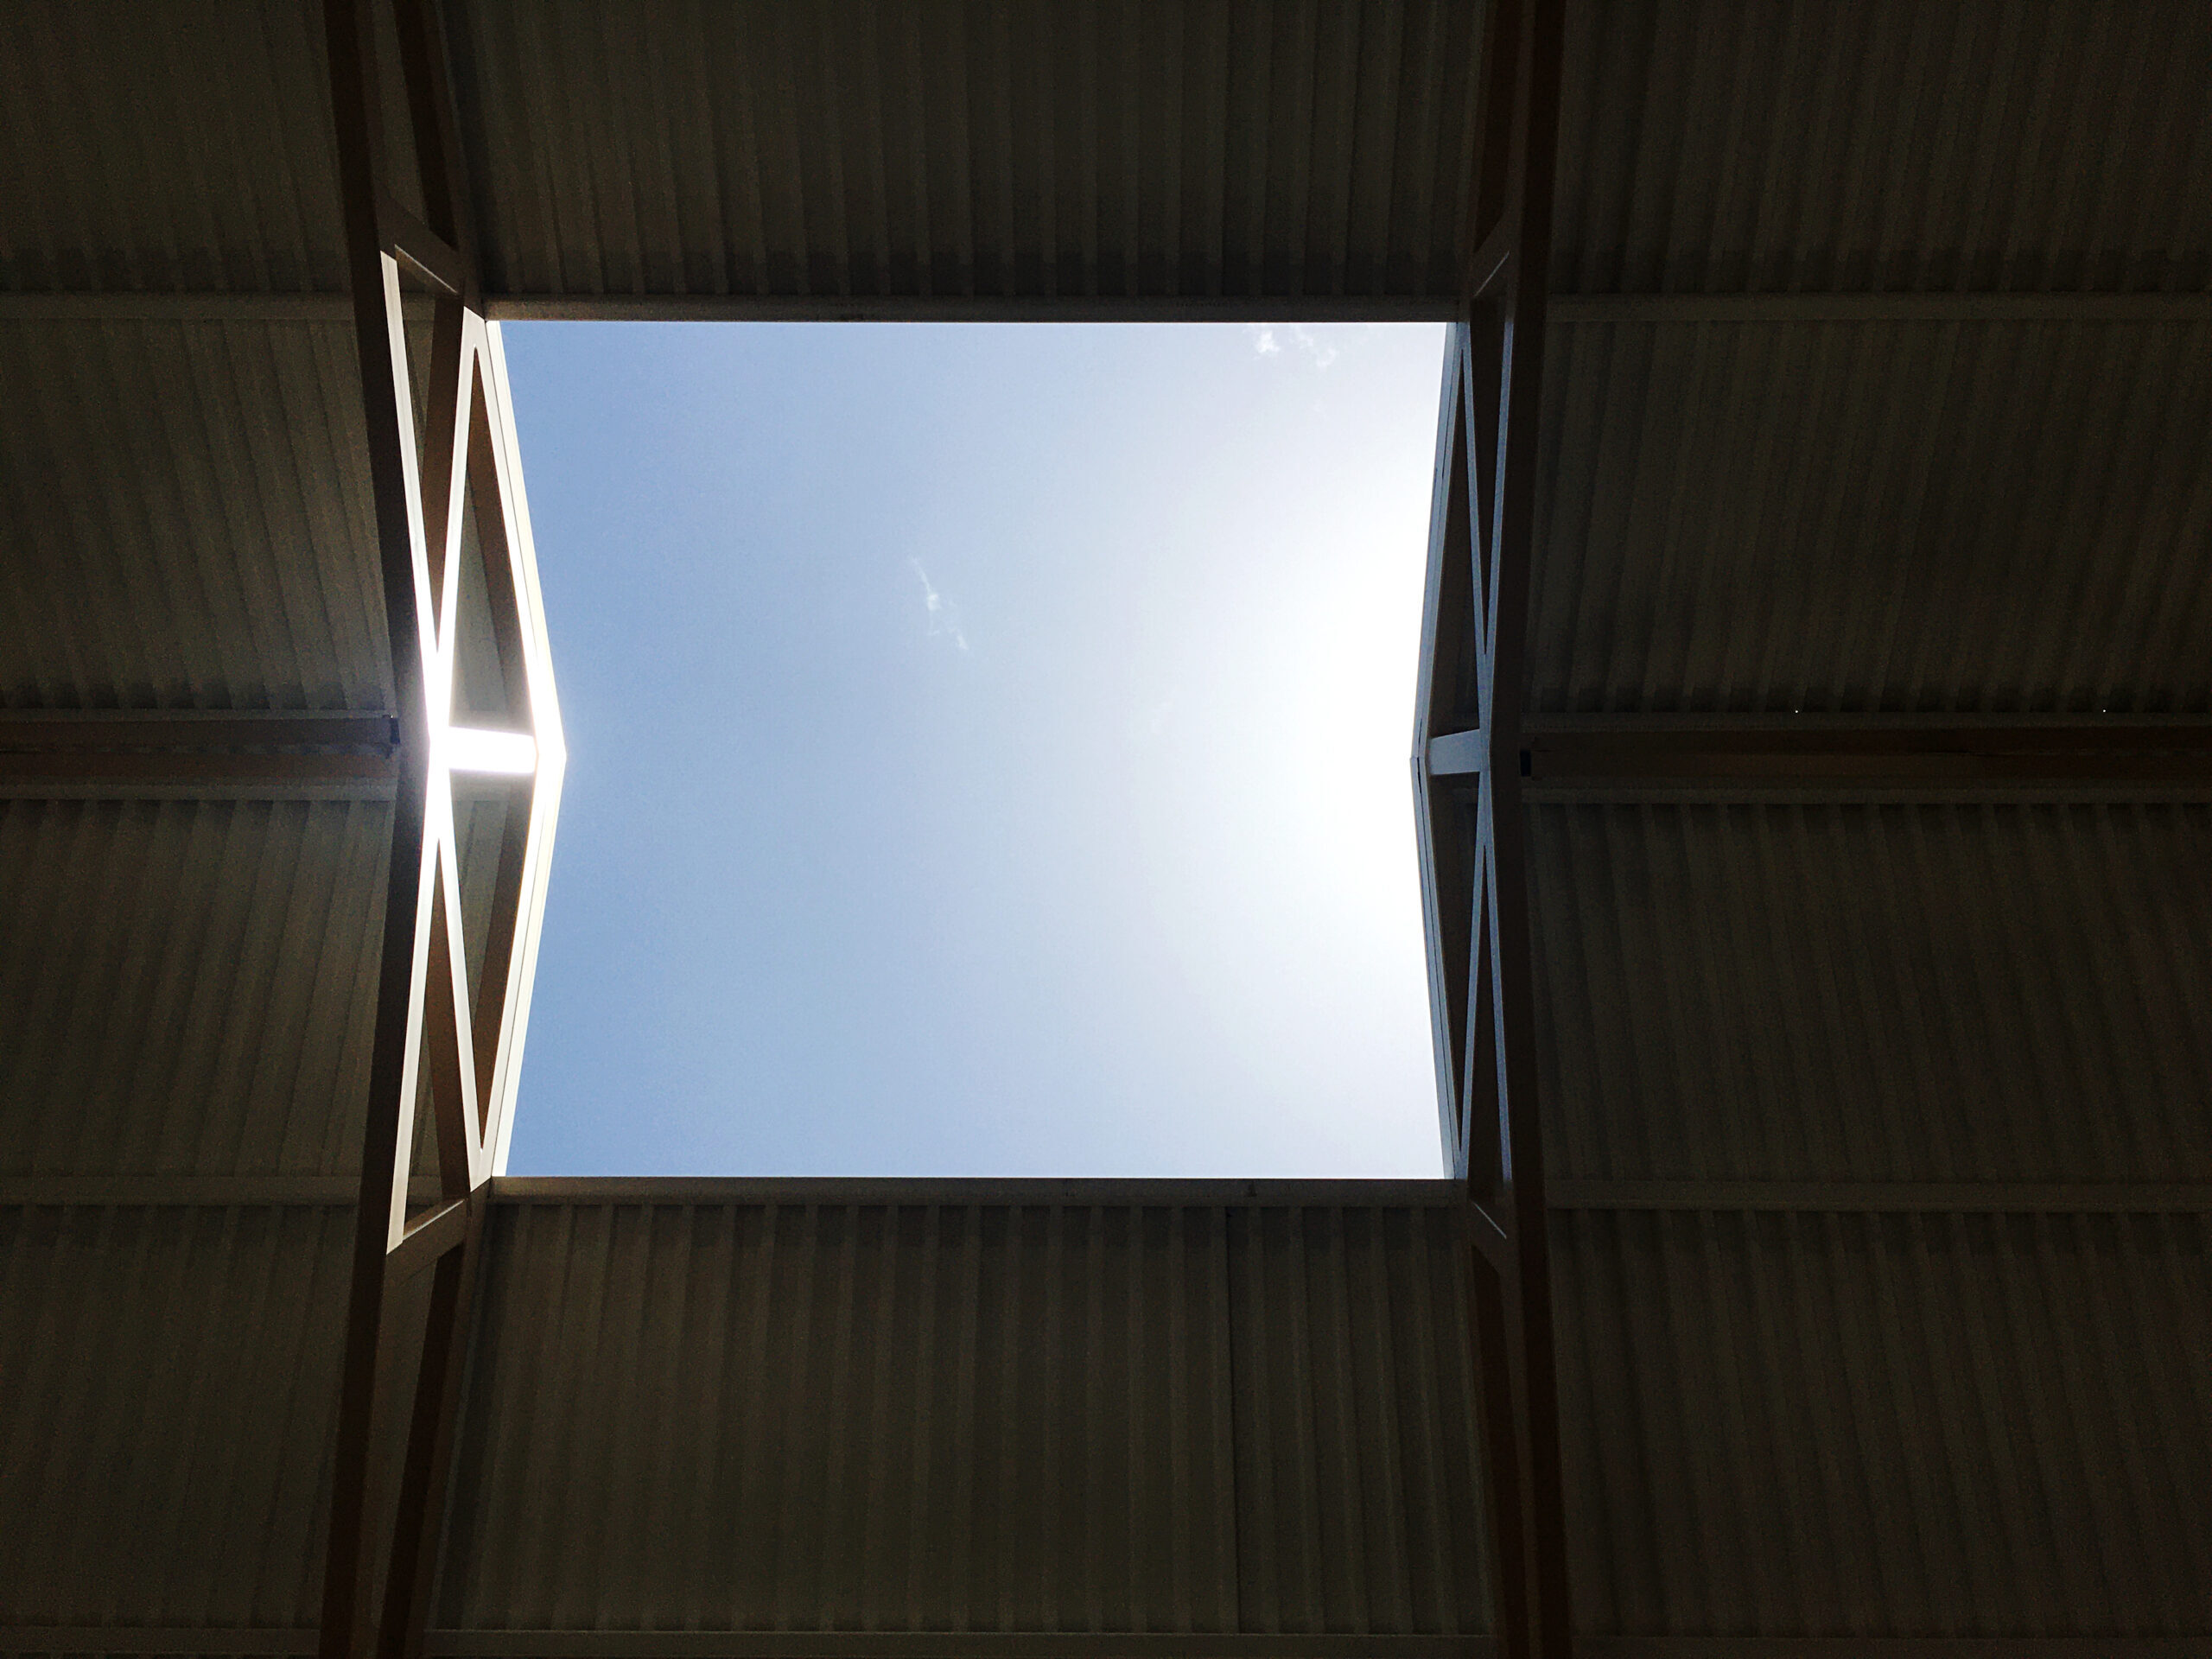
left=1411, top=2, right=1573, bottom=1654
left=317, top=4, right=561, bottom=1654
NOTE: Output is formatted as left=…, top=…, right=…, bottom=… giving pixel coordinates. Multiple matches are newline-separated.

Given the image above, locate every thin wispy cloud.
left=908, top=556, right=969, bottom=652
left=1249, top=322, right=1338, bottom=369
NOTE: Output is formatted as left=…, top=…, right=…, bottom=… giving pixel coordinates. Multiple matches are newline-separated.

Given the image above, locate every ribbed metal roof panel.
left=1526, top=800, right=2212, bottom=1185
left=446, top=0, right=1485, bottom=305
left=0, top=1202, right=359, bottom=1628
left=440, top=1194, right=1491, bottom=1634
left=0, top=1, right=346, bottom=296
left=22, top=0, right=2210, bottom=311
left=1552, top=0, right=2212, bottom=296
left=1554, top=1206, right=2212, bottom=1637
left=0, top=317, right=391, bottom=713
left=1528, top=316, right=2212, bottom=714
left=0, top=798, right=389, bottom=1179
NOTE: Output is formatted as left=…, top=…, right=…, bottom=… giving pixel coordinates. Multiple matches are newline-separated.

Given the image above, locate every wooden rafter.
left=1412, top=9, right=2212, bottom=1654
left=1516, top=717, right=2212, bottom=789
left=19, top=1628, right=2212, bottom=1659
left=318, top=3, right=564, bottom=1656
left=1411, top=1, right=1573, bottom=1654
left=10, top=289, right=2209, bottom=327
left=0, top=712, right=397, bottom=786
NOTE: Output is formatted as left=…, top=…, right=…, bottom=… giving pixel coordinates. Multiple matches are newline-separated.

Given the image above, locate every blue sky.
left=499, top=321, right=1447, bottom=1178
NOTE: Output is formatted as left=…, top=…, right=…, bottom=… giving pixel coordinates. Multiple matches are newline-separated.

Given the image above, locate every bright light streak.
left=444, top=726, right=537, bottom=775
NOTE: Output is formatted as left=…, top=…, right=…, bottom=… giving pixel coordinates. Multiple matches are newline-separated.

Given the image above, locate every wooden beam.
left=16, top=1175, right=2200, bottom=1217
left=0, top=751, right=397, bottom=785
left=0, top=1636, right=321, bottom=1656
left=0, top=290, right=1467, bottom=324
left=1467, top=1197, right=1515, bottom=1273
left=1521, top=718, right=2212, bottom=788
left=378, top=195, right=467, bottom=297
left=0, top=712, right=397, bottom=746
left=0, top=1637, right=1502, bottom=1659
left=0, top=779, right=398, bottom=802
left=10, top=289, right=2202, bottom=327
left=1549, top=292, right=2212, bottom=326
left=487, top=1175, right=1467, bottom=1208
left=1463, top=215, right=1518, bottom=305
left=320, top=0, right=442, bottom=1643
left=0, top=294, right=433, bottom=323
left=1428, top=728, right=1491, bottom=777
left=317, top=5, right=502, bottom=1657
left=379, top=1206, right=486, bottom=1657
left=1411, top=330, right=1482, bottom=1172
left=1548, top=1181, right=2212, bottom=1214
left=0, top=712, right=400, bottom=787
left=1418, top=0, right=1577, bottom=1655
left=385, top=1194, right=470, bottom=1284
left=426, top=1639, right=1496, bottom=1659
left=0, top=294, right=356, bottom=321
left=481, top=294, right=1466, bottom=323
left=1572, top=1644, right=2212, bottom=1658
left=0, top=1176, right=442, bottom=1207
left=16, top=1632, right=2211, bottom=1659
left=316, top=6, right=560, bottom=1656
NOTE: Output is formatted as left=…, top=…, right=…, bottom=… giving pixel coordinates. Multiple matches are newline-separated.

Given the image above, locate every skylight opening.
left=499, top=321, right=1448, bottom=1179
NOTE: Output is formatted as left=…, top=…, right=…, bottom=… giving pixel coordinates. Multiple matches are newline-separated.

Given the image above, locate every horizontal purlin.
left=0, top=712, right=401, bottom=786
left=1499, top=718, right=2212, bottom=788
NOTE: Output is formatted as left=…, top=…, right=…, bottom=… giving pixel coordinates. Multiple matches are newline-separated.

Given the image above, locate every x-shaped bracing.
left=1412, top=309, right=1576, bottom=1659
left=1408, top=1, right=1573, bottom=1655
left=323, top=254, right=566, bottom=1659
left=375, top=257, right=563, bottom=1248
left=319, top=3, right=563, bottom=1654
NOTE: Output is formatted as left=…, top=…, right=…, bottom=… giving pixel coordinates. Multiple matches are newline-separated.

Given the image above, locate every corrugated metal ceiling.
left=1551, top=0, right=2212, bottom=296
left=3, top=0, right=2209, bottom=1649
left=0, top=316, right=390, bottom=713
left=1510, top=10, right=2212, bottom=1638
left=0, top=798, right=389, bottom=1180
left=1525, top=0, right=2211, bottom=1644
left=0, top=2, right=346, bottom=296
left=1526, top=800, right=2212, bottom=1187
left=447, top=0, right=1488, bottom=309
left=3, top=0, right=1492, bottom=315
left=11, top=0, right=2209, bottom=311
left=1554, top=1205, right=2212, bottom=1638
left=0, top=1200, right=378, bottom=1629
left=441, top=1192, right=1492, bottom=1637
left=1529, top=315, right=2212, bottom=715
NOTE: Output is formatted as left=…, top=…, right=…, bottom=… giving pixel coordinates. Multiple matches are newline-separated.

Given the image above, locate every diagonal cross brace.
left=1410, top=2, right=1573, bottom=1656
left=319, top=3, right=564, bottom=1656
